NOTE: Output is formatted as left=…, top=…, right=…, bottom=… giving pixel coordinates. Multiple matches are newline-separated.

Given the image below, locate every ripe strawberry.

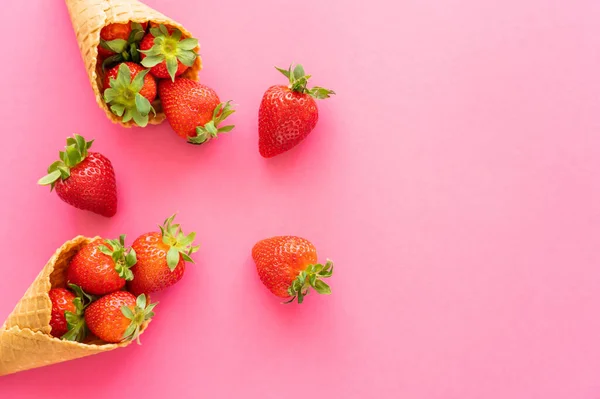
left=128, top=214, right=199, bottom=296
left=159, top=78, right=235, bottom=144
left=85, top=292, right=156, bottom=343
left=103, top=63, right=156, bottom=127
left=258, top=64, right=335, bottom=158
left=38, top=134, right=117, bottom=217
left=49, top=284, right=93, bottom=342
left=140, top=24, right=198, bottom=81
left=98, top=21, right=148, bottom=60
left=48, top=288, right=76, bottom=338
left=252, top=236, right=333, bottom=304
left=67, top=236, right=137, bottom=296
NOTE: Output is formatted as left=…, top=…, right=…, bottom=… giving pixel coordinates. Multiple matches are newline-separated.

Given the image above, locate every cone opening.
left=93, top=21, right=201, bottom=128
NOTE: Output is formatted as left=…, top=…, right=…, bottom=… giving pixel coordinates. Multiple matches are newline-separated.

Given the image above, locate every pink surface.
left=1, top=0, right=599, bottom=397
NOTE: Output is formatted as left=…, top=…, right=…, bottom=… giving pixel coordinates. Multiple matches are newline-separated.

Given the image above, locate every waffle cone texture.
left=65, top=0, right=202, bottom=127
left=0, top=236, right=149, bottom=376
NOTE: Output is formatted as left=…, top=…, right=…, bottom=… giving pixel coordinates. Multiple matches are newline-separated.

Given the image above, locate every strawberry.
left=38, top=134, right=117, bottom=217
left=85, top=292, right=156, bottom=343
left=67, top=235, right=137, bottom=296
left=258, top=64, right=335, bottom=158
left=252, top=236, right=333, bottom=304
left=49, top=284, right=93, bottom=342
left=159, top=78, right=235, bottom=144
left=98, top=22, right=147, bottom=66
left=48, top=288, right=76, bottom=338
left=103, top=63, right=156, bottom=127
left=128, top=214, right=199, bottom=295
left=140, top=24, right=198, bottom=81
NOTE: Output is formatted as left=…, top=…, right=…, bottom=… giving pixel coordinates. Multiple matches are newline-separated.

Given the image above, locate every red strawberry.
left=103, top=62, right=156, bottom=100
left=48, top=288, right=76, bottom=337
left=49, top=284, right=93, bottom=342
left=258, top=64, right=335, bottom=158
left=98, top=21, right=148, bottom=58
left=38, top=134, right=117, bottom=217
left=103, top=63, right=156, bottom=127
left=67, top=236, right=137, bottom=296
left=252, top=236, right=333, bottom=304
left=159, top=78, right=235, bottom=144
left=128, top=214, right=199, bottom=295
left=85, top=292, right=156, bottom=343
left=140, top=24, right=198, bottom=81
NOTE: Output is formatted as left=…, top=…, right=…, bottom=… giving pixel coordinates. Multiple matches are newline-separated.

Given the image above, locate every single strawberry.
left=128, top=214, right=199, bottom=295
left=48, top=288, right=76, bottom=338
left=258, top=64, right=335, bottom=158
left=98, top=22, right=147, bottom=66
left=37, top=134, right=117, bottom=217
left=139, top=24, right=198, bottom=81
left=158, top=78, right=235, bottom=144
left=85, top=292, right=156, bottom=344
left=67, top=235, right=137, bottom=296
left=103, top=63, right=156, bottom=127
left=49, top=284, right=93, bottom=341
left=252, top=236, right=333, bottom=304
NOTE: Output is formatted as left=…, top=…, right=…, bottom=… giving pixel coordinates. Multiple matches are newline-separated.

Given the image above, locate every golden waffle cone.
left=0, top=236, right=148, bottom=376
left=64, top=0, right=202, bottom=127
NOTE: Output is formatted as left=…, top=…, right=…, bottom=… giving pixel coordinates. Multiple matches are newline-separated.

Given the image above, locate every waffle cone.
left=0, top=236, right=148, bottom=376
left=64, top=0, right=202, bottom=127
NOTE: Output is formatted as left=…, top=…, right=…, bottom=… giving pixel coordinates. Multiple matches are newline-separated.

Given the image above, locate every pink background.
left=1, top=0, right=599, bottom=397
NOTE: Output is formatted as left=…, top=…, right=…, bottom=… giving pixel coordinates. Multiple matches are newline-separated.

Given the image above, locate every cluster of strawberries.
left=98, top=21, right=334, bottom=156
left=49, top=215, right=198, bottom=343
left=99, top=21, right=234, bottom=144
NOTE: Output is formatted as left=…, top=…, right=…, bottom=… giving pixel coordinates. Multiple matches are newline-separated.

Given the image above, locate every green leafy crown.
left=275, top=64, right=336, bottom=99
left=37, top=134, right=93, bottom=190
left=121, top=294, right=157, bottom=344
left=101, top=22, right=147, bottom=70
left=285, top=260, right=334, bottom=304
left=159, top=214, right=200, bottom=271
left=61, top=284, right=94, bottom=342
left=99, top=235, right=137, bottom=281
left=188, top=101, right=236, bottom=145
left=140, top=24, right=198, bottom=81
left=104, top=63, right=156, bottom=127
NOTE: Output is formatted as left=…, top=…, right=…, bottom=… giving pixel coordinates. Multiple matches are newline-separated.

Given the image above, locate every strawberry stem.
left=188, top=101, right=236, bottom=145
left=37, top=134, right=93, bottom=191
left=285, top=260, right=334, bottom=304
left=159, top=214, right=200, bottom=271
left=121, top=294, right=157, bottom=344
left=275, top=64, right=336, bottom=99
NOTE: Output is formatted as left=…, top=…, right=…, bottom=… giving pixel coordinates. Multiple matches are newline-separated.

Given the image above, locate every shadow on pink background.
left=0, top=0, right=599, bottom=397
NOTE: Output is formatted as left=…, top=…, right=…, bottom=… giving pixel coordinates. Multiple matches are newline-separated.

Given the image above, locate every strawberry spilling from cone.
left=0, top=215, right=198, bottom=376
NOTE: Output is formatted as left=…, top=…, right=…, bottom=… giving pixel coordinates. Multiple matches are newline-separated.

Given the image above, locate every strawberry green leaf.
left=141, top=54, right=164, bottom=67
left=105, top=39, right=127, bottom=53
left=178, top=38, right=198, bottom=50
left=166, top=247, right=180, bottom=270
left=188, top=101, right=236, bottom=145
left=37, top=170, right=61, bottom=186
left=166, top=57, right=178, bottom=82
left=122, top=294, right=157, bottom=344
left=275, top=63, right=335, bottom=98
left=284, top=260, right=334, bottom=304
left=39, top=135, right=93, bottom=189
left=121, top=305, right=135, bottom=319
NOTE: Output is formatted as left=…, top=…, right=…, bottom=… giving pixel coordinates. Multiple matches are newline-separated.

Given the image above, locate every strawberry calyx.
left=99, top=235, right=137, bottom=281
left=285, top=260, right=334, bottom=304
left=140, top=24, right=198, bottom=81
left=121, top=294, right=157, bottom=344
left=101, top=22, right=147, bottom=70
left=61, top=283, right=94, bottom=342
left=275, top=64, right=336, bottom=99
left=159, top=214, right=200, bottom=271
left=188, top=101, right=236, bottom=145
left=104, top=63, right=156, bottom=127
left=37, top=134, right=93, bottom=191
